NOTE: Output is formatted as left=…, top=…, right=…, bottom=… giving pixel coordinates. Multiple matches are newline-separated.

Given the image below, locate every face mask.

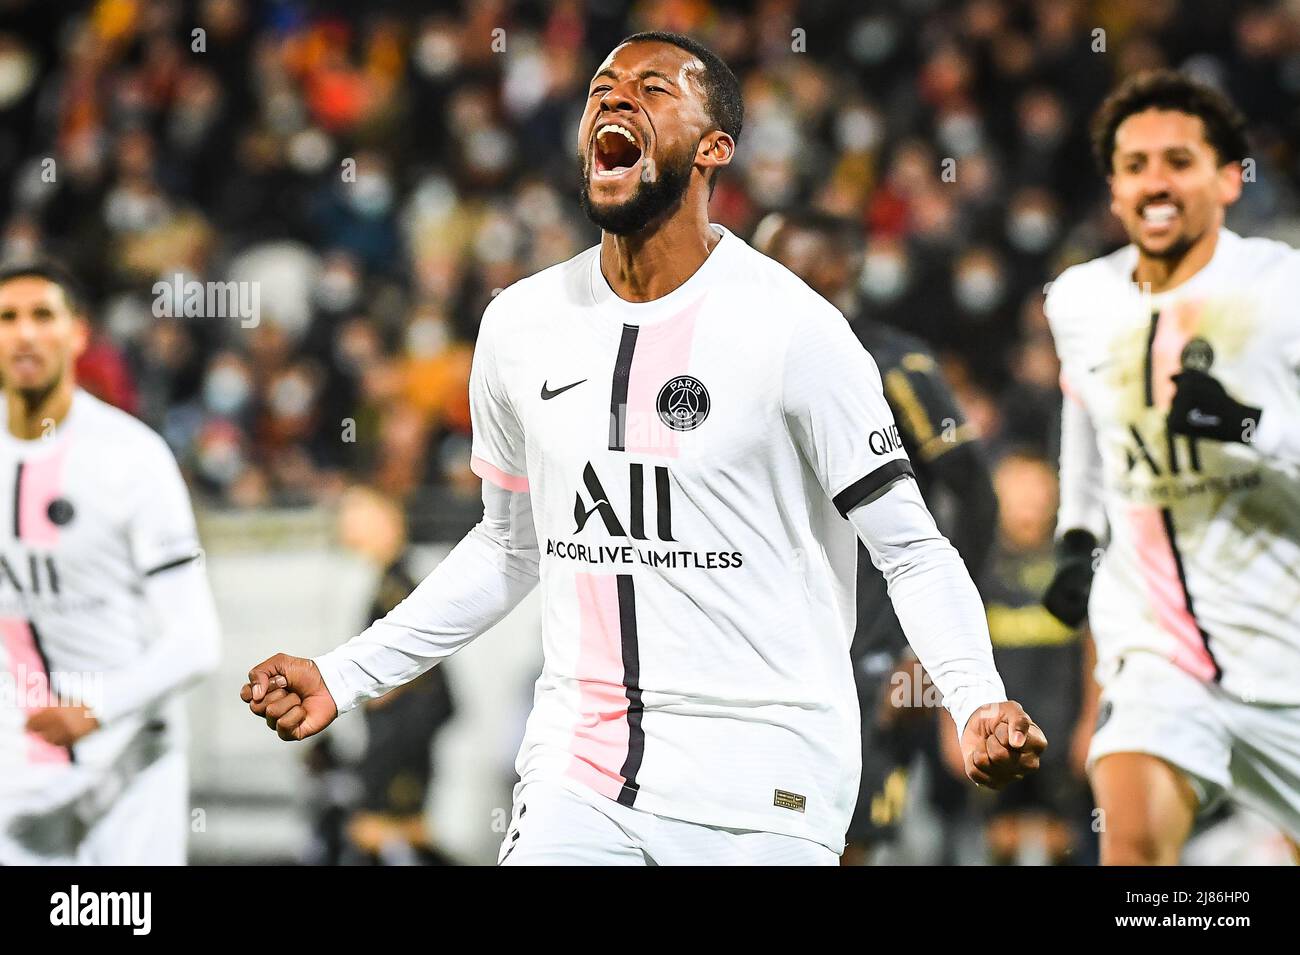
left=348, top=173, right=393, bottom=217
left=104, top=188, right=166, bottom=232
left=203, top=365, right=251, bottom=416
left=270, top=373, right=314, bottom=418
left=416, top=29, right=459, bottom=78
left=1007, top=209, right=1058, bottom=254
left=837, top=109, right=883, bottom=153
left=316, top=268, right=359, bottom=313
left=860, top=253, right=908, bottom=302
left=334, top=326, right=377, bottom=375
left=937, top=112, right=983, bottom=156
left=746, top=162, right=797, bottom=208
left=406, top=317, right=449, bottom=358
left=955, top=268, right=1004, bottom=313
left=2, top=234, right=36, bottom=262
left=848, top=14, right=898, bottom=64
left=197, top=432, right=243, bottom=485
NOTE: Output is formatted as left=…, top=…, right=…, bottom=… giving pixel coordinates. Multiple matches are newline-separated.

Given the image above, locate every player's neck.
left=5, top=379, right=76, bottom=441
left=599, top=210, right=720, bottom=303
left=1132, top=222, right=1222, bottom=295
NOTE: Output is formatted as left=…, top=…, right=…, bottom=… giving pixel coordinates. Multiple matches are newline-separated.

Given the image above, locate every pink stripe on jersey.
left=1125, top=505, right=1218, bottom=681
left=470, top=454, right=529, bottom=493
left=0, top=618, right=71, bottom=765
left=1149, top=305, right=1197, bottom=408
left=623, top=296, right=704, bottom=457
left=17, top=444, right=70, bottom=547
left=1059, top=371, right=1083, bottom=405
left=565, top=572, right=629, bottom=800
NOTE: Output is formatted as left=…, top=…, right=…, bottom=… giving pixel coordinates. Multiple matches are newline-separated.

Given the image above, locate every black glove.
left=1167, top=369, right=1262, bottom=444
left=1042, top=529, right=1097, bottom=628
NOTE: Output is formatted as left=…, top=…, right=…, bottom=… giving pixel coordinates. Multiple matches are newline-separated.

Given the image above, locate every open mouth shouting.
left=1138, top=198, right=1181, bottom=231
left=591, top=121, right=644, bottom=179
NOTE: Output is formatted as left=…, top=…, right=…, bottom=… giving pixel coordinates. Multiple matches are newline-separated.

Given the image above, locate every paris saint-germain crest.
left=656, top=376, right=710, bottom=432
left=1180, top=337, right=1215, bottom=372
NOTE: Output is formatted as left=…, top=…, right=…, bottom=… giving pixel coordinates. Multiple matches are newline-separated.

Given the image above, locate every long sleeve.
left=781, top=305, right=1005, bottom=735
left=847, top=476, right=1006, bottom=736
left=1249, top=333, right=1300, bottom=465
left=1056, top=391, right=1108, bottom=542
left=878, top=345, right=998, bottom=579
left=313, top=481, right=539, bottom=715
left=94, top=556, right=222, bottom=722
left=96, top=435, right=221, bottom=723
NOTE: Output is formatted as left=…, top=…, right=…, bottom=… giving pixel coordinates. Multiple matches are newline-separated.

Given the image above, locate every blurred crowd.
left=1, top=0, right=1299, bottom=512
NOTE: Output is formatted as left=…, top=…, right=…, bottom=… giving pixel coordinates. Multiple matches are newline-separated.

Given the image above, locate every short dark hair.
left=618, top=31, right=744, bottom=194
left=0, top=259, right=89, bottom=316
left=1090, top=69, right=1250, bottom=176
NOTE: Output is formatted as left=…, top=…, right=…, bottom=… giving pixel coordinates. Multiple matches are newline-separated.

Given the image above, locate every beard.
left=12, top=364, right=62, bottom=413
left=1135, top=228, right=1198, bottom=262
left=578, top=140, right=697, bottom=236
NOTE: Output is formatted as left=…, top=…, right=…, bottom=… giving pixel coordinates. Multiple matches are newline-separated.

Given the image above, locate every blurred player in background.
left=756, top=210, right=998, bottom=864
left=0, top=261, right=220, bottom=864
left=336, top=485, right=455, bottom=865
left=242, top=31, right=1044, bottom=866
left=974, top=451, right=1095, bottom=864
left=1042, top=70, right=1300, bottom=864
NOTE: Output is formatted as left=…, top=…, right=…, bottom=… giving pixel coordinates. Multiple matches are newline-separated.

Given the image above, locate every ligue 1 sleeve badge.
left=656, top=375, right=710, bottom=431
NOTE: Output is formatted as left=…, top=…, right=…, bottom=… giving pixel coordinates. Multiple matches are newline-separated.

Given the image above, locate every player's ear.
left=1106, top=175, right=1123, bottom=218
left=697, top=130, right=734, bottom=178
left=1216, top=159, right=1243, bottom=207
left=69, top=313, right=90, bottom=361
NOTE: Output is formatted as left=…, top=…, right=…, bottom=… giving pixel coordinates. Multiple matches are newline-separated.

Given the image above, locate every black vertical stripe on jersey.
left=615, top=574, right=645, bottom=807
left=1143, top=310, right=1160, bottom=407
left=1159, top=507, right=1223, bottom=682
left=655, top=466, right=674, bottom=541
left=1128, top=424, right=1160, bottom=474
left=28, top=621, right=75, bottom=763
left=629, top=463, right=645, bottom=539
left=12, top=462, right=22, bottom=538
left=608, top=324, right=639, bottom=452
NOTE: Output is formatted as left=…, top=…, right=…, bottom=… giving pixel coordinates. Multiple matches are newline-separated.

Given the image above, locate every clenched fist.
left=239, top=653, right=339, bottom=741
left=26, top=703, right=100, bottom=746
left=961, top=701, right=1048, bottom=790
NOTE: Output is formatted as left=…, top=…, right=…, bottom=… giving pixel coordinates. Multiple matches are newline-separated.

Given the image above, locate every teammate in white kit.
left=0, top=262, right=221, bottom=864
left=1042, top=70, right=1300, bottom=864
left=242, top=31, right=1046, bottom=865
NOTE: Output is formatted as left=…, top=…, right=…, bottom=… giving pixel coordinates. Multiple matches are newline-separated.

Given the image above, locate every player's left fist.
left=26, top=703, right=100, bottom=746
left=960, top=701, right=1047, bottom=790
left=1167, top=369, right=1261, bottom=445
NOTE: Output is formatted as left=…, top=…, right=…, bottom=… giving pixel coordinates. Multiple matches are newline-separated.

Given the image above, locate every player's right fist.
left=1042, top=528, right=1098, bottom=627
left=240, top=653, right=338, bottom=741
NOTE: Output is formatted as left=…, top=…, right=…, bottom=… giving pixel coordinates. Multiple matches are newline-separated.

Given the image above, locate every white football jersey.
left=1046, top=228, right=1300, bottom=704
left=0, top=389, right=202, bottom=803
left=469, top=225, right=914, bottom=851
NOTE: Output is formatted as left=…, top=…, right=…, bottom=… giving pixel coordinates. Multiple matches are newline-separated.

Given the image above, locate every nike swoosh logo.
left=540, top=378, right=587, bottom=400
